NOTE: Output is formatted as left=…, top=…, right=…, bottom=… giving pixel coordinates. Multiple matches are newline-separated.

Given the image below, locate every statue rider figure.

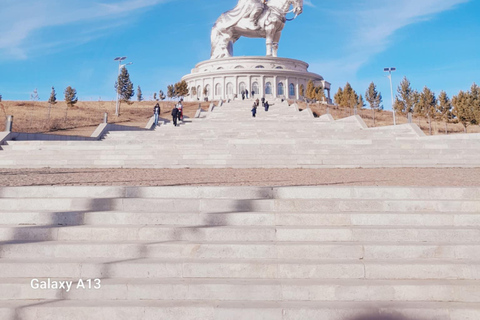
left=247, top=0, right=267, bottom=30
left=236, top=0, right=267, bottom=31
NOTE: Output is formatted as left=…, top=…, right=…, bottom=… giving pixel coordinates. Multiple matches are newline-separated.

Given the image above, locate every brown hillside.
left=294, top=101, right=480, bottom=135
left=0, top=100, right=478, bottom=136
left=0, top=100, right=209, bottom=136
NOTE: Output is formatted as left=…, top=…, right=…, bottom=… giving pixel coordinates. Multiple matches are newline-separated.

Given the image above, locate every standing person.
left=171, top=105, right=179, bottom=126
left=251, top=99, right=259, bottom=117
left=264, top=101, right=269, bottom=112
left=245, top=89, right=249, bottom=99
left=153, top=103, right=160, bottom=126
left=261, top=97, right=265, bottom=107
left=177, top=99, right=184, bottom=121
left=251, top=90, right=255, bottom=99
left=241, top=90, right=245, bottom=100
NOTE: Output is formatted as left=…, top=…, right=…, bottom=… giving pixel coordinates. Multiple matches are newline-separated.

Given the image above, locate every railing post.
left=104, top=112, right=108, bottom=124
left=5, top=115, right=13, bottom=132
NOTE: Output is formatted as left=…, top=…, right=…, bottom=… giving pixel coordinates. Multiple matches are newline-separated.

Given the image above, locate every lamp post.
left=384, top=67, right=396, bottom=126
left=114, top=56, right=129, bottom=116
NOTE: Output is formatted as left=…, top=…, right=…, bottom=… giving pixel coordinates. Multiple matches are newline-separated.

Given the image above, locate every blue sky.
left=0, top=0, right=478, bottom=109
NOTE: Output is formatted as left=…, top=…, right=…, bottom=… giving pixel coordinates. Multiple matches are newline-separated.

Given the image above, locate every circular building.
left=182, top=56, right=331, bottom=102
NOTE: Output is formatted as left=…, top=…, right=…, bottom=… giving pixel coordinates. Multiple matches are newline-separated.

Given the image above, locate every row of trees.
left=394, top=77, right=479, bottom=134
left=333, top=77, right=479, bottom=133
left=334, top=83, right=366, bottom=114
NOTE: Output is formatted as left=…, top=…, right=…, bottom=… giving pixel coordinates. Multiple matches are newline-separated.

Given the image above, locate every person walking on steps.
left=177, top=99, right=184, bottom=122
left=264, top=101, right=269, bottom=112
left=252, top=99, right=259, bottom=117
left=153, top=103, right=160, bottom=126
left=261, top=97, right=265, bottom=107
left=245, top=89, right=249, bottom=99
left=171, top=105, right=179, bottom=126
left=241, top=90, right=245, bottom=100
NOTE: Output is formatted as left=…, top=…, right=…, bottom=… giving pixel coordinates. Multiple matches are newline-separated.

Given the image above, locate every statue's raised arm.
left=211, top=0, right=304, bottom=59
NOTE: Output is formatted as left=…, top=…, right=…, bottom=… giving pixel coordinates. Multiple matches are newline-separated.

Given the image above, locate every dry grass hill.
left=0, top=100, right=478, bottom=136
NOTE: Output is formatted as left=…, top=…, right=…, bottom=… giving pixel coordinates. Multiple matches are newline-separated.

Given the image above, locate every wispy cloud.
left=311, top=0, right=470, bottom=86
left=0, top=0, right=171, bottom=59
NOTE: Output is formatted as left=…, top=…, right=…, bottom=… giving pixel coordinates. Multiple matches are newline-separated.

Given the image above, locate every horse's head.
left=292, top=0, right=303, bottom=16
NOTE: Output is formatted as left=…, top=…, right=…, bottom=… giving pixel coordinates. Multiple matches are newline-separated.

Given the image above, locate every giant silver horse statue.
left=211, top=0, right=303, bottom=59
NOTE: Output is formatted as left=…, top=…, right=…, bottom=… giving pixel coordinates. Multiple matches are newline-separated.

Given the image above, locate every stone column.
left=261, top=75, right=265, bottom=98
left=286, top=77, right=290, bottom=99
left=273, top=76, right=277, bottom=98
left=296, top=79, right=300, bottom=100
left=222, top=76, right=226, bottom=100
left=247, top=76, right=252, bottom=99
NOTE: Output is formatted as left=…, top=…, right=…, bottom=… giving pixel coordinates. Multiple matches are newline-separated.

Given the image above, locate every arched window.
left=197, top=86, right=201, bottom=98
left=289, top=83, right=295, bottom=96
left=235, top=65, right=245, bottom=69
left=265, top=82, right=272, bottom=95
left=252, top=82, right=259, bottom=95
left=255, top=65, right=265, bottom=69
left=275, top=66, right=284, bottom=69
left=215, top=83, right=222, bottom=96
left=226, top=82, right=233, bottom=95
left=217, top=67, right=224, bottom=70
left=278, top=82, right=284, bottom=95
left=239, top=82, right=246, bottom=93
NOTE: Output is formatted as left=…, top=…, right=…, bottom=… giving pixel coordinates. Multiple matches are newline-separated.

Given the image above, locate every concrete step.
left=1, top=300, right=479, bottom=320
left=1, top=241, right=479, bottom=260
left=1, top=278, right=479, bottom=302
left=0, top=225, right=478, bottom=242
left=1, top=258, right=479, bottom=279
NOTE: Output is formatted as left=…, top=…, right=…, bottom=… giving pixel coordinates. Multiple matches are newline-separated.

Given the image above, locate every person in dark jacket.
left=245, top=89, right=249, bottom=99
left=251, top=99, right=259, bottom=117
left=153, top=103, right=160, bottom=126
left=171, top=106, right=179, bottom=126
left=261, top=97, right=265, bottom=107
left=264, top=101, right=269, bottom=112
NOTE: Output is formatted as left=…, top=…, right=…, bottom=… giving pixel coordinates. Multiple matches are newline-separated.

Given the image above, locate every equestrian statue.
left=210, top=0, right=304, bottom=59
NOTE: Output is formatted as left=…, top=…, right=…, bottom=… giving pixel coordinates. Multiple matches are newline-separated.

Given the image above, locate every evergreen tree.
left=306, top=80, right=316, bottom=100
left=159, top=90, right=166, bottom=101
left=334, top=87, right=344, bottom=107
left=470, top=83, right=480, bottom=124
left=174, top=80, right=189, bottom=99
left=343, top=83, right=359, bottom=114
left=137, top=86, right=143, bottom=102
left=365, top=82, right=383, bottom=126
left=47, top=87, right=57, bottom=121
left=314, top=85, right=325, bottom=102
left=64, top=86, right=78, bottom=122
left=0, top=94, right=2, bottom=102
left=299, top=84, right=305, bottom=97
left=452, top=83, right=480, bottom=132
left=417, top=86, right=437, bottom=135
left=167, top=85, right=176, bottom=99
left=395, top=77, right=416, bottom=114
left=153, top=92, right=157, bottom=101
left=115, top=67, right=134, bottom=104
left=437, top=91, right=453, bottom=134
left=357, top=94, right=365, bottom=109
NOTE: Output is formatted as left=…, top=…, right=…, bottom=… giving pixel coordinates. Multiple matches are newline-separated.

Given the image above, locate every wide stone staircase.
left=0, top=186, right=479, bottom=319
left=1, top=100, right=480, bottom=168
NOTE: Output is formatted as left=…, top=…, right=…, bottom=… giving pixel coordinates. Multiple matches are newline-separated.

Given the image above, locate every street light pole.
left=384, top=67, right=397, bottom=126
left=114, top=56, right=127, bottom=116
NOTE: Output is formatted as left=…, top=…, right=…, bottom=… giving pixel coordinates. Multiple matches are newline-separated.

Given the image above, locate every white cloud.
left=311, top=0, right=470, bottom=86
left=0, top=0, right=171, bottom=59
